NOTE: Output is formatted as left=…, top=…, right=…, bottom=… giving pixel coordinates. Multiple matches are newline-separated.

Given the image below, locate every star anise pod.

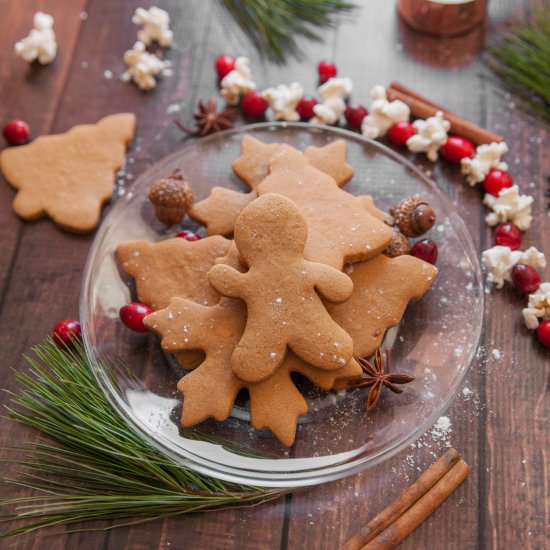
left=173, top=97, right=235, bottom=137
left=348, top=349, right=414, bottom=410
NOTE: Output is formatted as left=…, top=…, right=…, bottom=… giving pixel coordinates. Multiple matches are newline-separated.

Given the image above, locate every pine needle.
left=221, top=0, right=356, bottom=63
left=0, top=341, right=287, bottom=537
left=486, top=6, right=550, bottom=127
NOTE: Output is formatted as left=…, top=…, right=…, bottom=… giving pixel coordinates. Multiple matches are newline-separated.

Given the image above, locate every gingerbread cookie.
left=304, top=140, right=354, bottom=187
left=231, top=135, right=281, bottom=190
left=117, top=235, right=230, bottom=309
left=357, top=195, right=391, bottom=223
left=258, top=146, right=393, bottom=269
left=189, top=187, right=256, bottom=236
left=145, top=296, right=362, bottom=446
left=0, top=113, right=136, bottom=233
left=215, top=240, right=246, bottom=272
left=208, top=193, right=354, bottom=384
left=232, top=136, right=355, bottom=191
left=328, top=254, right=438, bottom=357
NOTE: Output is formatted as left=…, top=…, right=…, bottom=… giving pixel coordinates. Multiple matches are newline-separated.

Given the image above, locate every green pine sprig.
left=0, top=341, right=286, bottom=538
left=486, top=6, right=550, bottom=127
left=221, top=0, right=356, bottom=63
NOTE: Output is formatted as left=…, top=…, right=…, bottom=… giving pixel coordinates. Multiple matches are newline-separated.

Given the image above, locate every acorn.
left=384, top=230, right=411, bottom=258
left=389, top=195, right=436, bottom=238
left=148, top=169, right=194, bottom=226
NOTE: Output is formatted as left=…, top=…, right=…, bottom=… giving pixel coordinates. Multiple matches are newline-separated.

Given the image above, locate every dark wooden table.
left=1, top=1, right=548, bottom=548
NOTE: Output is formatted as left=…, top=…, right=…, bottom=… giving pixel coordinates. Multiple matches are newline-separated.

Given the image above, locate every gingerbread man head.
left=234, top=192, right=308, bottom=267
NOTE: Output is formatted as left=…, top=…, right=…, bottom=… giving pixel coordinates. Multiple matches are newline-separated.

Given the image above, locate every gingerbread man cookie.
left=329, top=254, right=438, bottom=357
left=258, top=146, right=393, bottom=269
left=208, top=193, right=354, bottom=384
left=1, top=113, right=136, bottom=233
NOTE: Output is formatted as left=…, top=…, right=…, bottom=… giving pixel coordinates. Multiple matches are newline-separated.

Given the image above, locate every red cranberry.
left=318, top=60, right=337, bottom=84
left=441, top=136, right=475, bottom=164
left=537, top=321, right=550, bottom=349
left=296, top=97, right=317, bottom=121
left=3, top=119, right=30, bottom=145
left=388, top=122, right=416, bottom=147
left=215, top=54, right=235, bottom=79
left=344, top=105, right=368, bottom=130
left=176, top=230, right=201, bottom=241
left=494, top=223, right=522, bottom=250
left=511, top=264, right=540, bottom=294
left=241, top=91, right=268, bottom=117
left=410, top=239, right=438, bottom=265
left=119, top=302, right=153, bottom=333
left=53, top=319, right=81, bottom=349
left=483, top=169, right=513, bottom=196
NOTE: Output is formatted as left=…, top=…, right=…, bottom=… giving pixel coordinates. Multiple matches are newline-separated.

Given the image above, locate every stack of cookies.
left=117, top=136, right=437, bottom=446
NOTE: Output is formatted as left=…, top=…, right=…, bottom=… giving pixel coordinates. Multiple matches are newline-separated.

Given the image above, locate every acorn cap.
left=384, top=230, right=411, bottom=258
left=389, top=195, right=436, bottom=238
left=148, top=170, right=194, bottom=225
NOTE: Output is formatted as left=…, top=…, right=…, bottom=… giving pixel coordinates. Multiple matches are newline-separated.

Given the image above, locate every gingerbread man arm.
left=208, top=264, right=248, bottom=299
left=307, top=262, right=353, bottom=304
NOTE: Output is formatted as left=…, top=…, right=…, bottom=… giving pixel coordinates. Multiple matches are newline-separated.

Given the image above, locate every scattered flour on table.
left=491, top=349, right=502, bottom=359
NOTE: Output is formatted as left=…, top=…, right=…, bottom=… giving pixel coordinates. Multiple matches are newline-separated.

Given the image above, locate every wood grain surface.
left=0, top=1, right=548, bottom=549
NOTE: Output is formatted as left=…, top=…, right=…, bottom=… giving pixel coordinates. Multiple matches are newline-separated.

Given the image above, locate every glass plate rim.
left=80, top=121, right=484, bottom=487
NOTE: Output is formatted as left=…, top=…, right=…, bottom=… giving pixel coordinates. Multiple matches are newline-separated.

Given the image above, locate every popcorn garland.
left=220, top=57, right=256, bottom=105
left=132, top=6, right=173, bottom=48
left=122, top=41, right=171, bottom=91
left=206, top=57, right=547, bottom=346
left=15, top=12, right=57, bottom=65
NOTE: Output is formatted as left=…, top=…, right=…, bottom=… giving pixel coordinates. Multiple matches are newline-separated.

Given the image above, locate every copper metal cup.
left=397, top=0, right=489, bottom=36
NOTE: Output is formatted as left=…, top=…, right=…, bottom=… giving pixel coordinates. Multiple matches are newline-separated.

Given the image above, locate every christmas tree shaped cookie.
left=329, top=254, right=438, bottom=357
left=117, top=235, right=230, bottom=309
left=232, top=135, right=355, bottom=190
left=208, top=193, right=354, bottom=383
left=258, top=146, right=393, bottom=269
left=0, top=113, right=136, bottom=233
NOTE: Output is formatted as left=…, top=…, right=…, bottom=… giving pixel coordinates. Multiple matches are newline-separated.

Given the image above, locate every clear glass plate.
left=81, top=122, right=483, bottom=487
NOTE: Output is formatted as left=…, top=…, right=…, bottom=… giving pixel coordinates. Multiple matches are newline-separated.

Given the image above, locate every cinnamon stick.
left=340, top=449, right=469, bottom=550
left=387, top=81, right=503, bottom=146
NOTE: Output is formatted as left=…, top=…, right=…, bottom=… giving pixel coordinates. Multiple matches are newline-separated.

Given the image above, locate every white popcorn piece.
left=461, top=141, right=508, bottom=185
left=312, top=77, right=353, bottom=125
left=122, top=41, right=169, bottom=90
left=483, top=184, right=534, bottom=231
left=132, top=7, right=173, bottom=47
left=481, top=245, right=546, bottom=289
left=361, top=85, right=410, bottom=139
left=262, top=83, right=303, bottom=122
left=220, top=57, right=256, bottom=105
left=406, top=111, right=450, bottom=162
left=14, top=12, right=57, bottom=65
left=523, top=282, right=550, bottom=329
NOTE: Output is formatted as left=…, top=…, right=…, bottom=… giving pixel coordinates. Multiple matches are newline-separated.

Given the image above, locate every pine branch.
left=0, top=341, right=287, bottom=538
left=486, top=6, right=550, bottom=127
left=221, top=0, right=356, bottom=63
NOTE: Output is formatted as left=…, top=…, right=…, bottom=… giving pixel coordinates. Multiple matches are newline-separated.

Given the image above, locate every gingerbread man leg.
left=231, top=325, right=288, bottom=383
left=289, top=321, right=353, bottom=371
